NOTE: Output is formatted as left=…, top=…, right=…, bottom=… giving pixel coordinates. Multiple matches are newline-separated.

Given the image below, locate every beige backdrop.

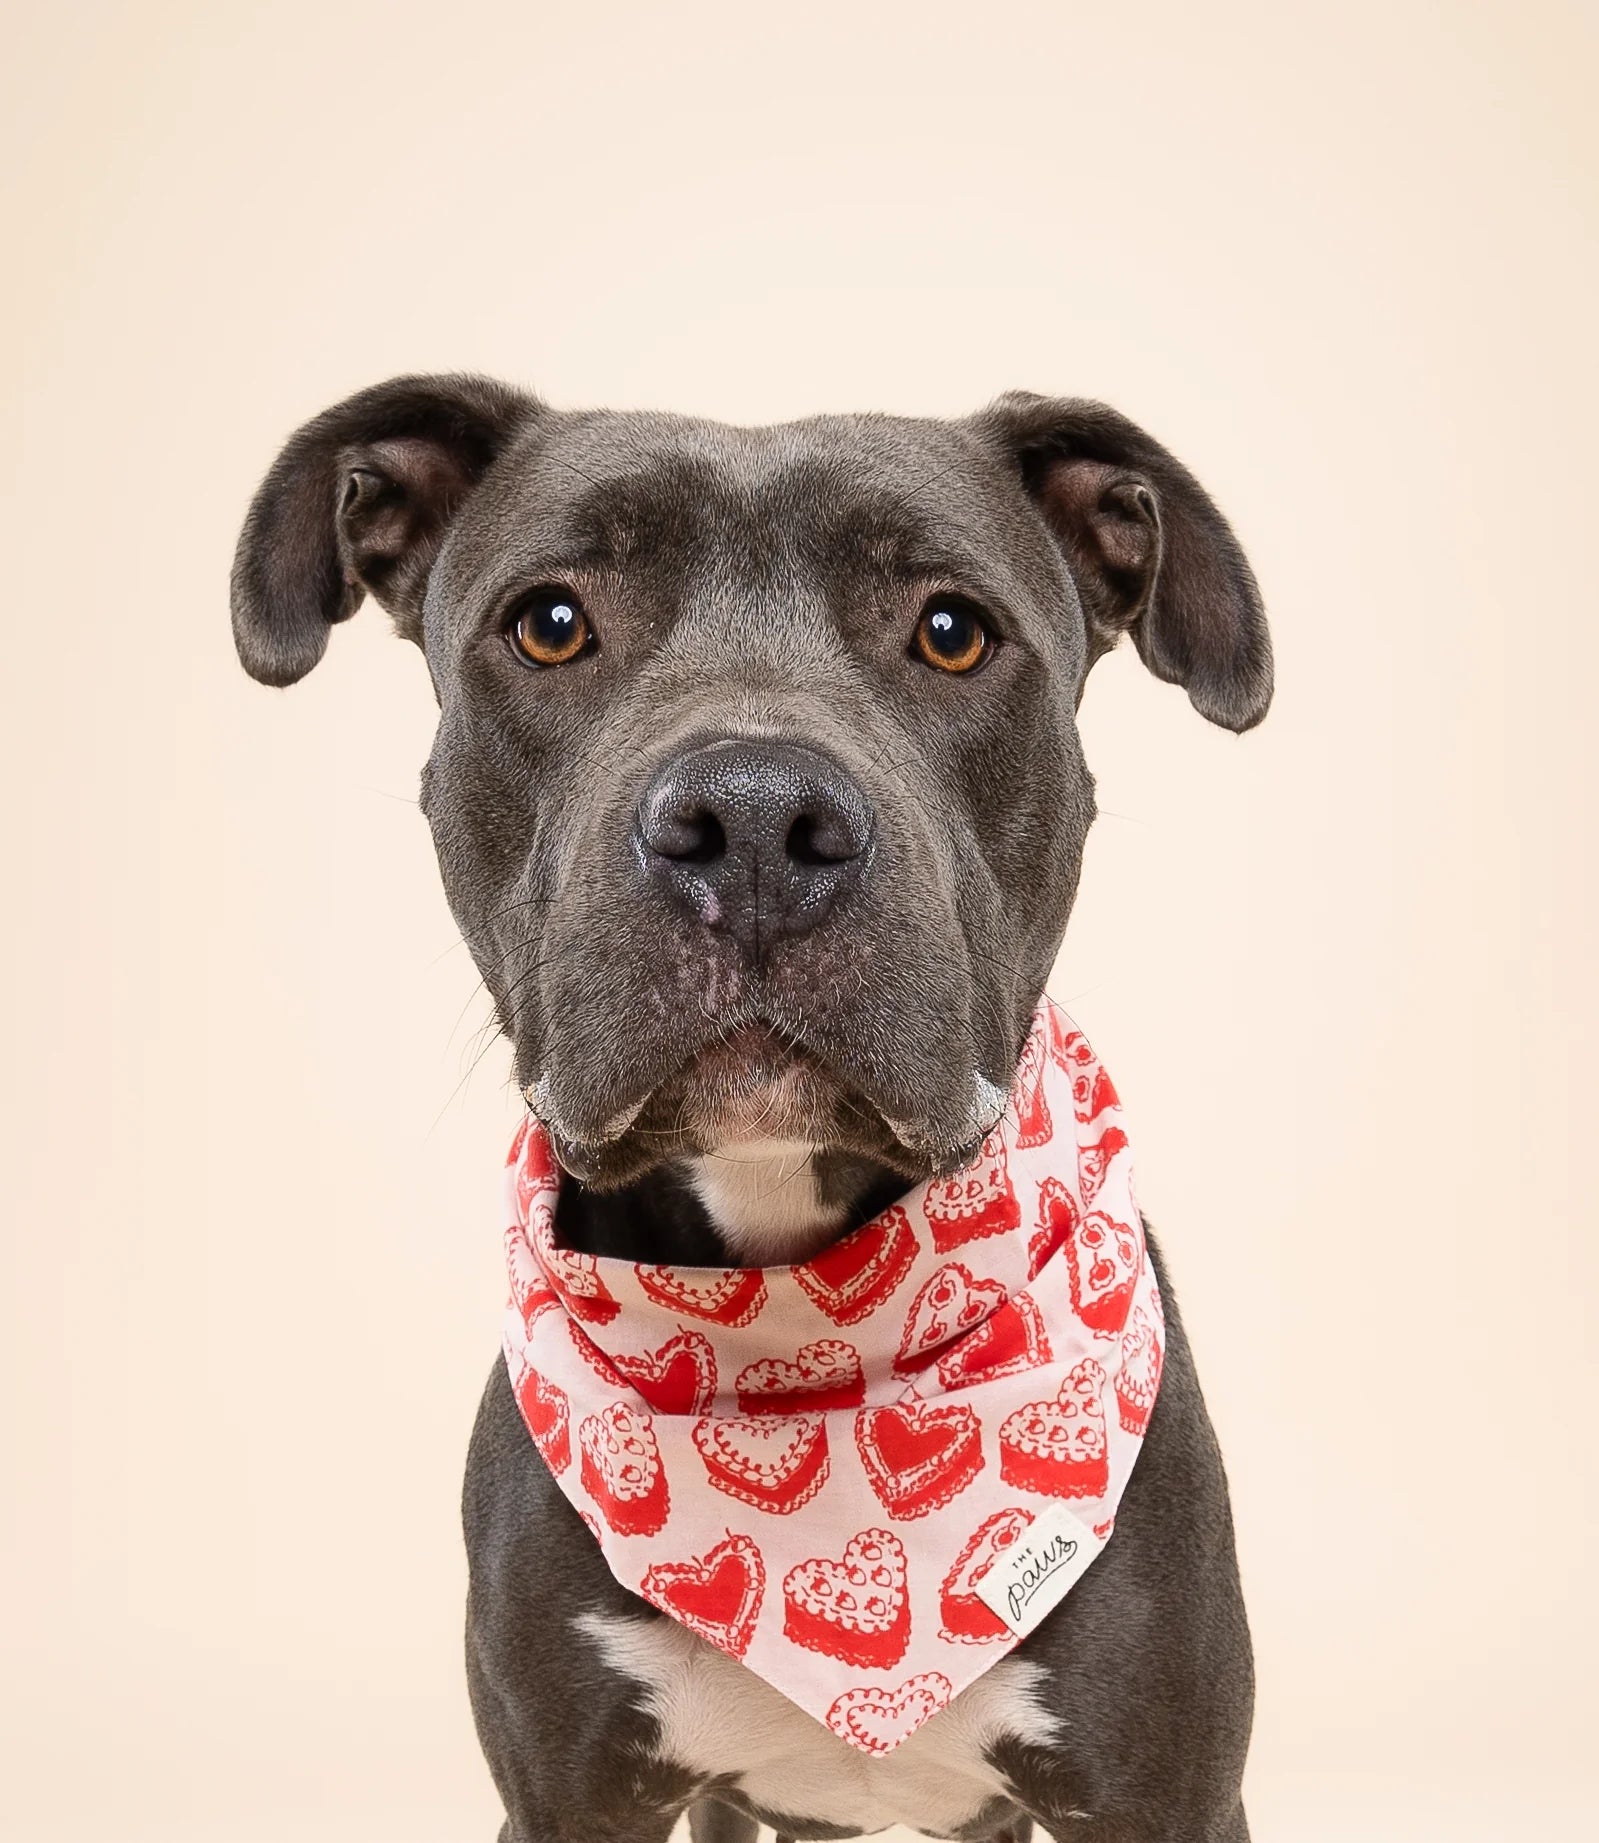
left=3, top=2, right=1595, bottom=1839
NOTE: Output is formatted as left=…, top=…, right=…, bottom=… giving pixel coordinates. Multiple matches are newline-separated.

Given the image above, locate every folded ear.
left=974, top=391, right=1272, bottom=732
left=230, top=373, right=542, bottom=686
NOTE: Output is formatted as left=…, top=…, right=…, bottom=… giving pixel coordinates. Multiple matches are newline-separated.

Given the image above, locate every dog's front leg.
left=685, top=1801, right=758, bottom=1843
left=469, top=1609, right=693, bottom=1843
left=466, top=1363, right=704, bottom=1843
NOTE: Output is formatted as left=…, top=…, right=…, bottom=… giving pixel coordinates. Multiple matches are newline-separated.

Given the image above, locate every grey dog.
left=231, top=375, right=1269, bottom=1843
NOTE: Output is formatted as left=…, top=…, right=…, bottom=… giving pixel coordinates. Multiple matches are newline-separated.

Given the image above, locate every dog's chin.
left=529, top=1022, right=1002, bottom=1192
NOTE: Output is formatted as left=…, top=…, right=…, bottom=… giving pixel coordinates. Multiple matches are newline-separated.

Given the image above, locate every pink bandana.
left=501, top=1002, right=1163, bottom=1754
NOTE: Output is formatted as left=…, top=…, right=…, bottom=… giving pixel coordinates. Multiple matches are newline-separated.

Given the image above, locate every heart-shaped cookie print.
left=735, top=1339, right=865, bottom=1415
left=1074, top=1064, right=1118, bottom=1123
left=1115, top=1305, right=1163, bottom=1436
left=998, top=1359, right=1109, bottom=1501
left=793, top=1206, right=917, bottom=1325
left=692, top=1413, right=830, bottom=1514
left=782, top=1527, right=910, bottom=1669
left=1048, top=1021, right=1122, bottom=1123
left=641, top=1532, right=765, bottom=1659
left=938, top=1507, right=1035, bottom=1644
left=824, top=1672, right=953, bottom=1754
left=577, top=1402, right=670, bottom=1535
left=636, top=1264, right=767, bottom=1327
left=934, top=1292, right=1051, bottom=1390
left=894, top=1262, right=1007, bottom=1376
left=1048, top=1012, right=1094, bottom=1073
left=855, top=1398, right=983, bottom=1520
left=1068, top=1211, right=1141, bottom=1333
left=1028, top=1176, right=1077, bottom=1280
left=613, top=1329, right=718, bottom=1415
left=923, top=1132, right=1021, bottom=1251
left=515, top=1367, right=570, bottom=1475
left=537, top=1239, right=621, bottom=1326
left=1077, top=1126, right=1129, bottom=1205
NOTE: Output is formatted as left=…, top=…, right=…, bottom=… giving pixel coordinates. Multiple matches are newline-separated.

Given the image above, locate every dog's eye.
left=911, top=597, right=993, bottom=675
left=507, top=588, right=592, bottom=668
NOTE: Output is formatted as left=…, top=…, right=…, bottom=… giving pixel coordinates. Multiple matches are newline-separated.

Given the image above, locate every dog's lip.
left=524, top=1020, right=808, bottom=1145
left=687, top=1020, right=807, bottom=1080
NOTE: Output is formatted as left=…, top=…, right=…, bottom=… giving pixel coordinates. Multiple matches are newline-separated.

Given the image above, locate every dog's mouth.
left=524, top=1014, right=1005, bottom=1189
left=650, top=1021, right=859, bottom=1147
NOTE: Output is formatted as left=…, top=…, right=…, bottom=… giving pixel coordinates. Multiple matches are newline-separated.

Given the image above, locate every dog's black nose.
left=636, top=739, right=875, bottom=957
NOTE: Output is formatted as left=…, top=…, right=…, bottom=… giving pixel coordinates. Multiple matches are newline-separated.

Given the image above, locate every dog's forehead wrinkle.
left=513, top=410, right=995, bottom=558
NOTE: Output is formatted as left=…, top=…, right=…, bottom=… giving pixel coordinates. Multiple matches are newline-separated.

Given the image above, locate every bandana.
left=501, top=1001, right=1163, bottom=1755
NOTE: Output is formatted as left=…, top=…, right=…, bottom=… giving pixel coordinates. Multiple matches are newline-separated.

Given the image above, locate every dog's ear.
left=974, top=391, right=1272, bottom=732
left=230, top=373, right=542, bottom=687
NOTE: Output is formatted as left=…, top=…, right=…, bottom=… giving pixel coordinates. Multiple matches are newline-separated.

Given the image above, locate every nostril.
left=647, top=805, right=726, bottom=866
left=786, top=810, right=865, bottom=868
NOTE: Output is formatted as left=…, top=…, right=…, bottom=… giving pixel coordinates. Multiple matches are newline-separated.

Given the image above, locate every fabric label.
left=971, top=1502, right=1104, bottom=1637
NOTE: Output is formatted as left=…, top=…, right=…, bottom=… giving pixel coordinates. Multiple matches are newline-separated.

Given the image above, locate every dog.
left=231, top=374, right=1269, bottom=1843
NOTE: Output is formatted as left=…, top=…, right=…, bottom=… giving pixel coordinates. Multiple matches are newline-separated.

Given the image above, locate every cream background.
left=3, top=2, right=1595, bottom=1839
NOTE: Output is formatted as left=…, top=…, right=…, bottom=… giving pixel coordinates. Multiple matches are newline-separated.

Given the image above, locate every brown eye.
left=507, top=588, right=592, bottom=667
left=912, top=597, right=993, bottom=674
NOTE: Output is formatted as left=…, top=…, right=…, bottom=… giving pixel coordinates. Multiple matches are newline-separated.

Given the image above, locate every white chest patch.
left=686, top=1140, right=846, bottom=1265
left=576, top=1611, right=1061, bottom=1836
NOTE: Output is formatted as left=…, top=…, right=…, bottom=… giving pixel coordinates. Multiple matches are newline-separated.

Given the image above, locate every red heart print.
left=1078, top=1126, right=1129, bottom=1205
left=1028, top=1176, right=1077, bottom=1280
left=854, top=1398, right=983, bottom=1520
left=1048, top=1012, right=1094, bottom=1072
left=782, top=1527, right=910, bottom=1669
left=1115, top=1305, right=1163, bottom=1436
left=577, top=1402, right=670, bottom=1536
left=537, top=1239, right=621, bottom=1326
left=923, top=1133, right=1021, bottom=1251
left=735, top=1340, right=865, bottom=1415
left=1068, top=1211, right=1141, bottom=1333
left=824, top=1672, right=953, bottom=1754
left=793, top=1206, right=917, bottom=1325
left=938, top=1507, right=1035, bottom=1644
left=613, top=1329, right=718, bottom=1415
left=516, top=1368, right=570, bottom=1475
left=692, top=1413, right=830, bottom=1514
left=998, top=1359, right=1109, bottom=1501
left=1049, top=1021, right=1120, bottom=1123
left=934, top=1292, right=1051, bottom=1389
left=640, top=1532, right=765, bottom=1659
left=1073, top=1064, right=1118, bottom=1124
left=636, top=1265, right=767, bottom=1327
left=895, top=1263, right=1007, bottom=1376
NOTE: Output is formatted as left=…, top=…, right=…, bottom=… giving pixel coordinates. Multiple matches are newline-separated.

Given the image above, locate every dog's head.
left=232, top=376, right=1268, bottom=1233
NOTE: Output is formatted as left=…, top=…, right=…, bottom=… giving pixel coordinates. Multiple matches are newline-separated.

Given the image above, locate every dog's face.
left=233, top=378, right=1269, bottom=1196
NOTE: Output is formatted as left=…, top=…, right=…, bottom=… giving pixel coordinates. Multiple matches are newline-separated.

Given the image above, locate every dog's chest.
left=579, top=1613, right=1058, bottom=1835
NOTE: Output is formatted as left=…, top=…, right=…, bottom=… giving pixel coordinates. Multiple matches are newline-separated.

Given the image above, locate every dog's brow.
left=553, top=456, right=606, bottom=493
left=895, top=460, right=962, bottom=506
